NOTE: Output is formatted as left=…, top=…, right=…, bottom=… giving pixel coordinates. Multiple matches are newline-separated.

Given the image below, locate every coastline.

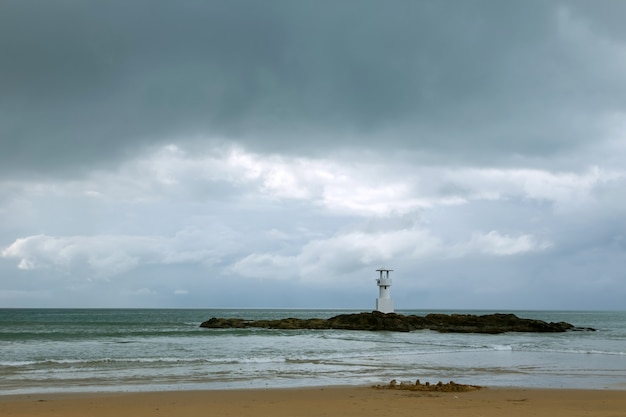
left=2, top=385, right=626, bottom=417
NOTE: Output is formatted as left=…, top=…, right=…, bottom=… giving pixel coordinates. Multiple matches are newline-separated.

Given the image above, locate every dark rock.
left=199, top=311, right=595, bottom=334
left=374, top=379, right=482, bottom=392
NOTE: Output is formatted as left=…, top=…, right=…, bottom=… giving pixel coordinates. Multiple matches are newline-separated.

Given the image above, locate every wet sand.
left=1, top=386, right=625, bottom=417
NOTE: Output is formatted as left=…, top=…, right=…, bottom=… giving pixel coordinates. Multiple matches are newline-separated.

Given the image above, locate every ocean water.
left=0, top=309, right=625, bottom=395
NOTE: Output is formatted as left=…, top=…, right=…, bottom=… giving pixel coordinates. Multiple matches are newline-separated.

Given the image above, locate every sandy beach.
left=1, top=386, right=625, bottom=417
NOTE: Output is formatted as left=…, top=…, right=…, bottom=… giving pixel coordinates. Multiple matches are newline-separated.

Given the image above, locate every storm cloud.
left=1, top=1, right=625, bottom=308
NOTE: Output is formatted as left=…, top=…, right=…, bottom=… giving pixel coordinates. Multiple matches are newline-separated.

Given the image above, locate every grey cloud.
left=567, top=0, right=626, bottom=41
left=3, top=1, right=622, bottom=177
left=3, top=1, right=626, bottom=309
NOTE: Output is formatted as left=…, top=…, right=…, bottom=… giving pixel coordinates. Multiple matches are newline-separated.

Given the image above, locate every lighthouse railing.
left=377, top=278, right=392, bottom=286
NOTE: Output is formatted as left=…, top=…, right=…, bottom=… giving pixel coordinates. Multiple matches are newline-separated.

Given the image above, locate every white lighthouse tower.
left=375, top=268, right=394, bottom=313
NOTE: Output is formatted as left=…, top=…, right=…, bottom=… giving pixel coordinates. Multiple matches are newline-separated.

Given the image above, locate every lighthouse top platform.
left=376, top=268, right=393, bottom=286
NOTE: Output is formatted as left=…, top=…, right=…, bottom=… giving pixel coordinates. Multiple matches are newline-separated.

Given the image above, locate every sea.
left=1, top=309, right=625, bottom=395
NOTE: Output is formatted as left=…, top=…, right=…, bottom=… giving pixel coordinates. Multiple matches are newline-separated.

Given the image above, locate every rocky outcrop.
left=200, top=311, right=594, bottom=334
left=374, top=379, right=482, bottom=392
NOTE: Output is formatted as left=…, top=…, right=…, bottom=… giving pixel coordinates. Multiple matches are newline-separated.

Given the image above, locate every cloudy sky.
left=1, top=1, right=625, bottom=309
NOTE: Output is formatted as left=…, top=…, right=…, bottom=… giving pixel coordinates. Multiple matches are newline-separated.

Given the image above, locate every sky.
left=1, top=1, right=625, bottom=310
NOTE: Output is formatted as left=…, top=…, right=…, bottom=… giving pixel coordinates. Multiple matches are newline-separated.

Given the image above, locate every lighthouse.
left=375, top=268, right=394, bottom=313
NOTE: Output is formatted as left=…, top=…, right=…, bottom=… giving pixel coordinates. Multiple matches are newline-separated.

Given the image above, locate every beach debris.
left=374, top=379, right=482, bottom=392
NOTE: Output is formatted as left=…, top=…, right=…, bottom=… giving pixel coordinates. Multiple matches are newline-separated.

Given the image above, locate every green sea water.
left=1, top=309, right=625, bottom=394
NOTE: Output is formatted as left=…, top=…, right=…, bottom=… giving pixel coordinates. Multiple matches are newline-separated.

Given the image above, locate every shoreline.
left=2, top=376, right=625, bottom=397
left=2, top=385, right=626, bottom=417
